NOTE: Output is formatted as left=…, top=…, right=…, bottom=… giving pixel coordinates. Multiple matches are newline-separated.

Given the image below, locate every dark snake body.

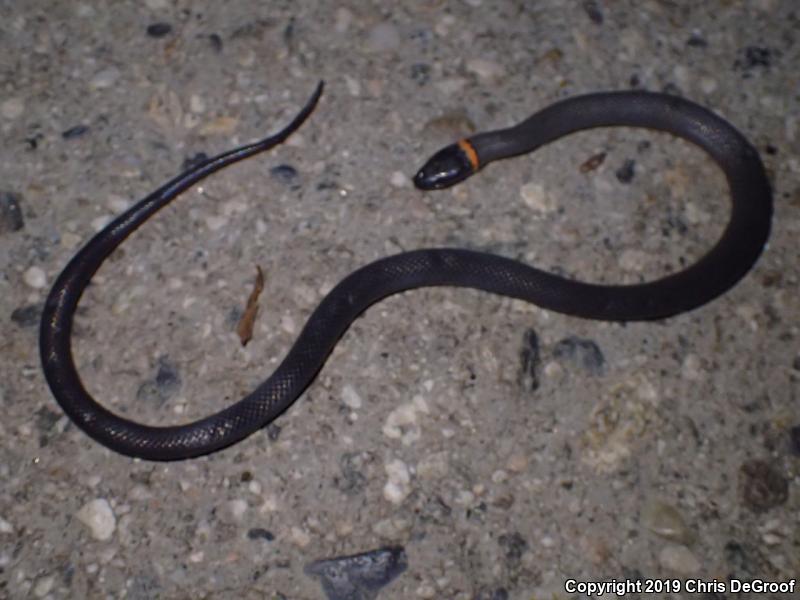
left=39, top=82, right=772, bottom=460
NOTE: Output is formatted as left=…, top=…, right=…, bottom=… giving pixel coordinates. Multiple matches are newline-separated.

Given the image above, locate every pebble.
left=383, top=395, right=428, bottom=445
left=290, top=526, right=311, bottom=547
left=739, top=459, right=789, bottom=512
left=520, top=182, right=556, bottom=214
left=76, top=498, right=116, bottom=541
left=367, top=23, right=400, bottom=52
left=619, top=248, right=648, bottom=271
left=552, top=336, right=605, bottom=375
left=227, top=499, right=248, bottom=520
left=641, top=499, right=694, bottom=544
left=466, top=58, right=505, bottom=82
left=33, top=575, right=55, bottom=597
left=90, top=66, right=121, bottom=90
left=0, top=191, right=24, bottom=233
left=681, top=353, right=705, bottom=381
left=389, top=171, right=408, bottom=188
left=0, top=515, right=13, bottom=534
left=23, top=266, right=47, bottom=289
left=146, top=22, right=172, bottom=38
left=1, top=97, right=24, bottom=119
left=416, top=452, right=449, bottom=480
left=91, top=214, right=113, bottom=231
left=304, top=546, right=407, bottom=599
left=383, top=459, right=412, bottom=504
left=334, top=7, right=353, bottom=34
left=204, top=215, right=228, bottom=231
left=658, top=544, right=701, bottom=574
left=341, top=384, right=362, bottom=409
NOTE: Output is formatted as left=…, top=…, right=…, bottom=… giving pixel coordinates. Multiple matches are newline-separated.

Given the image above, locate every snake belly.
left=39, top=83, right=772, bottom=460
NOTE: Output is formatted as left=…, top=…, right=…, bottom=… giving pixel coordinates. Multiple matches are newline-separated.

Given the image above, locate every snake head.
left=413, top=142, right=477, bottom=190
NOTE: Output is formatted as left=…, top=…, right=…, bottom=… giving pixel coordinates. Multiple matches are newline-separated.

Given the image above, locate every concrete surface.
left=1, top=1, right=798, bottom=598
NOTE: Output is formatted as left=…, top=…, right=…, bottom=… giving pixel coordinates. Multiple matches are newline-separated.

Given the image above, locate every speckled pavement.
left=1, top=1, right=798, bottom=599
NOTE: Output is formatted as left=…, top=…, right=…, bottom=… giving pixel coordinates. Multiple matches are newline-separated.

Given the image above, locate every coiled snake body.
left=40, top=82, right=772, bottom=460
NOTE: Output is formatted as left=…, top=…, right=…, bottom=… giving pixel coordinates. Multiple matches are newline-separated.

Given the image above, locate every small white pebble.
left=91, top=215, right=113, bottom=231
left=290, top=526, right=311, bottom=547
left=60, top=232, right=82, bottom=250
left=390, top=171, right=408, bottom=188
left=345, top=75, right=361, bottom=97
left=228, top=498, right=248, bottom=520
left=90, top=66, right=121, bottom=90
left=341, top=384, right=363, bottom=409
left=491, top=469, right=508, bottom=483
left=383, top=459, right=412, bottom=504
left=76, top=498, right=116, bottom=541
left=33, top=574, right=55, bottom=598
left=543, top=360, right=564, bottom=379
left=619, top=248, right=648, bottom=272
left=280, top=314, right=296, bottom=334
left=189, top=94, right=206, bottom=113
left=520, top=182, right=556, bottom=214
left=189, top=551, right=204, bottom=563
left=0, top=516, right=13, bottom=534
left=205, top=215, right=228, bottom=231
left=681, top=354, right=704, bottom=381
left=506, top=453, right=528, bottom=473
left=466, top=58, right=505, bottom=82
left=106, top=195, right=129, bottom=213
left=23, top=266, right=47, bottom=289
left=1, top=97, right=24, bottom=119
left=659, top=544, right=701, bottom=574
left=699, top=77, right=718, bottom=95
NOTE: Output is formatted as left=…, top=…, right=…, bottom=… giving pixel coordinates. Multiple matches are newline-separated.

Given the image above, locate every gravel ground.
left=1, top=1, right=798, bottom=599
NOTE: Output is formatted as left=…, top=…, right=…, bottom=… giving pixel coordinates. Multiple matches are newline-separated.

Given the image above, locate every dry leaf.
left=237, top=266, right=265, bottom=346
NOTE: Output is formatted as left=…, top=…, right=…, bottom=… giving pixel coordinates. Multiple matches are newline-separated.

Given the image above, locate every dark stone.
left=136, top=356, right=181, bottom=405
left=0, top=192, right=24, bottom=233
left=789, top=425, right=800, bottom=456
left=738, top=459, right=789, bottom=512
left=62, top=125, right=89, bottom=140
left=687, top=32, right=708, bottom=48
left=247, top=527, right=275, bottom=541
left=11, top=304, right=40, bottom=327
left=582, top=0, right=603, bottom=24
left=616, top=159, right=636, bottom=183
left=305, top=546, right=407, bottom=600
left=518, top=328, right=540, bottom=391
left=552, top=336, right=605, bottom=375
left=147, top=23, right=173, bottom=38
left=270, top=164, right=300, bottom=187
left=410, top=63, right=431, bottom=86
left=335, top=451, right=374, bottom=495
left=207, top=33, right=223, bottom=52
left=497, top=532, right=527, bottom=564
left=182, top=152, right=209, bottom=171
left=266, top=423, right=282, bottom=441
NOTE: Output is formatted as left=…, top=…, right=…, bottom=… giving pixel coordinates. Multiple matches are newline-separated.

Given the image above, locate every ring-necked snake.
left=39, top=81, right=772, bottom=460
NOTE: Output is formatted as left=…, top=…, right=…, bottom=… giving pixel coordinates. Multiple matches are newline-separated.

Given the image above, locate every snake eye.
left=413, top=143, right=475, bottom=190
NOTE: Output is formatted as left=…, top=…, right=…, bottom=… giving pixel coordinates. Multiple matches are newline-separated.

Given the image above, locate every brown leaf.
left=580, top=152, right=606, bottom=173
left=236, top=266, right=265, bottom=346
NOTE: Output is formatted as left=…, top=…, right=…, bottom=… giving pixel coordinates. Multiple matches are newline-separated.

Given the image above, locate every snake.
left=39, top=81, right=772, bottom=460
